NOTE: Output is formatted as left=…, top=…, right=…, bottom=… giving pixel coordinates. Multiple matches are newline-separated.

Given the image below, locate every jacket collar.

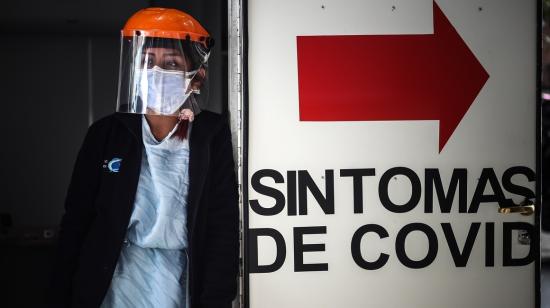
left=113, top=112, right=143, bottom=144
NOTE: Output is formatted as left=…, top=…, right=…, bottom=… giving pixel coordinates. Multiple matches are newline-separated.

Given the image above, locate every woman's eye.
left=141, top=57, right=154, bottom=68
left=165, top=60, right=180, bottom=69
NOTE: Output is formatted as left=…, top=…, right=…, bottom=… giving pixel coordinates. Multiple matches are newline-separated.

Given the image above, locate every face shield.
left=116, top=33, right=212, bottom=116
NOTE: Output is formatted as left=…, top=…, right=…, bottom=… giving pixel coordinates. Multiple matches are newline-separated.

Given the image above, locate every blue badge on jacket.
left=103, top=158, right=122, bottom=173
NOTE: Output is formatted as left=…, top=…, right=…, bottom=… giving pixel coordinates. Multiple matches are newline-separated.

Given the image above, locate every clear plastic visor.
left=116, top=34, right=210, bottom=116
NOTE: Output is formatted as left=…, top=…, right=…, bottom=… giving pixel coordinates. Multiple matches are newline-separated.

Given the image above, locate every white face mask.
left=138, top=66, right=198, bottom=115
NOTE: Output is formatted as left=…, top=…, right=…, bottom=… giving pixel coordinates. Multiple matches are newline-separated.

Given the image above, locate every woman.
left=46, top=8, right=239, bottom=308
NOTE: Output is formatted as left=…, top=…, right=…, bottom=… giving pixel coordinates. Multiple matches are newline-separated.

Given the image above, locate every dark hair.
left=173, top=119, right=190, bottom=140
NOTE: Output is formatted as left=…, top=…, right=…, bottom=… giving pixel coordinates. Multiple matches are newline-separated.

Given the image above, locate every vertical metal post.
left=228, top=0, right=244, bottom=307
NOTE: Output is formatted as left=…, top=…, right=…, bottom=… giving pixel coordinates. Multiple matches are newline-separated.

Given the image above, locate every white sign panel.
left=245, top=1, right=538, bottom=307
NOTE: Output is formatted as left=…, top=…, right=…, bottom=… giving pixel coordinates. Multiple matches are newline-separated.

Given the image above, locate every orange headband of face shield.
left=122, top=7, right=213, bottom=47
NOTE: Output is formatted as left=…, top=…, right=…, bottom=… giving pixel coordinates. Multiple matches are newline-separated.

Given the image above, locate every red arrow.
left=297, top=1, right=489, bottom=152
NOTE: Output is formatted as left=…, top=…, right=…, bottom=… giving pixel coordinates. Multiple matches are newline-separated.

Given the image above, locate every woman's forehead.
left=143, top=47, right=184, bottom=56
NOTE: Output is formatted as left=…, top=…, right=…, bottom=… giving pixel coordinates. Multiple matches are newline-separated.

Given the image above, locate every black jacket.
left=46, top=112, right=239, bottom=308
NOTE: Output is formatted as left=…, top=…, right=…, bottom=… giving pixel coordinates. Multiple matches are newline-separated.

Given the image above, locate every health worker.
left=46, top=7, right=239, bottom=308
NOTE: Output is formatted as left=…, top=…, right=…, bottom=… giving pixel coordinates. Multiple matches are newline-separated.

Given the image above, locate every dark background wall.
left=0, top=1, right=227, bottom=307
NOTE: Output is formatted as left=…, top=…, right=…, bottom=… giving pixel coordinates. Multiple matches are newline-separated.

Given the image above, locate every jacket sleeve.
left=200, top=119, right=240, bottom=308
left=45, top=122, right=103, bottom=308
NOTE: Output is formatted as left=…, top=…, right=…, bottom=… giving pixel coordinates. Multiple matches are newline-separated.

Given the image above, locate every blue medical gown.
left=100, top=116, right=190, bottom=308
